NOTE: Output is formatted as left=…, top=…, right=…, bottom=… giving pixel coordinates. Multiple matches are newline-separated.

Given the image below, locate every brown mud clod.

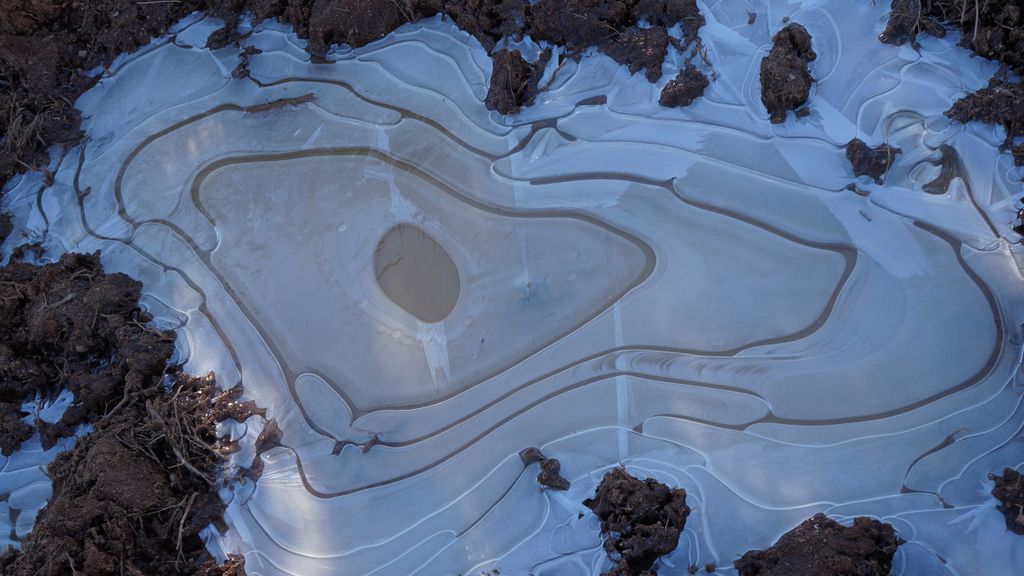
left=990, top=467, right=1024, bottom=535
left=0, top=253, right=264, bottom=575
left=659, top=63, right=709, bottom=108
left=584, top=467, right=690, bottom=576
left=518, top=447, right=570, bottom=491
left=760, top=23, right=816, bottom=123
left=733, top=512, right=901, bottom=576
left=845, top=138, right=902, bottom=183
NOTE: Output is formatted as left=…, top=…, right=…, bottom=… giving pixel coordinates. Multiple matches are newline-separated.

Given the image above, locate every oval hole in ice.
left=373, top=224, right=461, bottom=323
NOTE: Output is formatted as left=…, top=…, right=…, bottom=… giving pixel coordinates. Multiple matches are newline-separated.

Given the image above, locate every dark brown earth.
left=0, top=1, right=710, bottom=189
left=760, top=23, right=816, bottom=123
left=659, top=63, right=709, bottom=108
left=845, top=138, right=902, bottom=183
left=878, top=0, right=946, bottom=46
left=990, top=468, right=1024, bottom=535
left=0, top=214, right=11, bottom=246
left=584, top=468, right=690, bottom=576
left=946, top=77, right=1024, bottom=166
left=733, top=513, right=901, bottom=576
left=518, top=447, right=570, bottom=490
left=486, top=49, right=548, bottom=115
left=0, top=253, right=263, bottom=575
left=881, top=0, right=1024, bottom=75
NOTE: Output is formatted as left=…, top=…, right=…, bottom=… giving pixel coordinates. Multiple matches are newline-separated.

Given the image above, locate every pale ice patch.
left=2, top=1, right=1024, bottom=574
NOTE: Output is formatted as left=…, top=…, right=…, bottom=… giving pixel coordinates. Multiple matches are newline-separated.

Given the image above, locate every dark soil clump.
left=0, top=253, right=260, bottom=575
left=0, top=214, right=11, bottom=246
left=0, top=252, right=174, bottom=453
left=990, top=468, right=1024, bottom=534
left=733, top=513, right=901, bottom=576
left=584, top=467, right=690, bottom=576
left=845, top=138, right=902, bottom=182
left=946, top=77, right=1024, bottom=166
left=486, top=50, right=546, bottom=115
left=660, top=63, right=709, bottom=108
left=878, top=0, right=946, bottom=46
left=518, top=447, right=570, bottom=490
left=760, top=23, right=816, bottom=123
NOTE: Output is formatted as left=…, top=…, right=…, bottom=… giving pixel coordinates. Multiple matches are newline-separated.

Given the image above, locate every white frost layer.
left=2, top=0, right=1024, bottom=574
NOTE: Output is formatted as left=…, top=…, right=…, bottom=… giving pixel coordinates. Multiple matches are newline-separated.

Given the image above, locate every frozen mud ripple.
left=2, top=2, right=1024, bottom=574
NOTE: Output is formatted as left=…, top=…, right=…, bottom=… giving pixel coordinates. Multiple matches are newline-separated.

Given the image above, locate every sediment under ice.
left=1, top=1, right=1024, bottom=575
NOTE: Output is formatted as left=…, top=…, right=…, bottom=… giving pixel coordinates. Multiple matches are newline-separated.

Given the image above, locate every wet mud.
left=990, top=468, right=1024, bottom=535
left=760, top=23, right=816, bottom=123
left=584, top=468, right=690, bottom=576
left=733, top=513, right=901, bottom=576
left=845, top=138, right=902, bottom=183
left=0, top=253, right=261, bottom=575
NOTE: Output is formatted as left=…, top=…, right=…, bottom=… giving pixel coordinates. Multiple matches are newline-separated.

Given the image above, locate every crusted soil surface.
left=760, top=23, right=816, bottom=123
left=659, top=63, right=709, bottom=108
left=733, top=513, right=901, bottom=576
left=845, top=138, right=902, bottom=182
left=584, top=468, right=690, bottom=576
left=0, top=1, right=709, bottom=188
left=990, top=468, right=1024, bottom=535
left=0, top=253, right=261, bottom=575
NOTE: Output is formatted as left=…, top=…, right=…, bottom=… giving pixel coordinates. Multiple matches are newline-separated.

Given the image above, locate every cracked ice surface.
left=2, top=0, right=1024, bottom=574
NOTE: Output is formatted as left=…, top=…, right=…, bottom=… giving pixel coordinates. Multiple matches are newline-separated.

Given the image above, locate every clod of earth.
left=760, top=23, right=816, bottom=123
left=990, top=468, right=1024, bottom=535
left=584, top=468, right=690, bottom=576
left=0, top=253, right=263, bottom=575
left=946, top=77, right=1024, bottom=166
left=659, top=63, right=709, bottom=108
left=879, top=0, right=946, bottom=46
left=0, top=214, right=11, bottom=246
left=485, top=50, right=548, bottom=115
left=518, top=447, right=570, bottom=490
left=845, top=138, right=902, bottom=182
left=733, top=512, right=901, bottom=576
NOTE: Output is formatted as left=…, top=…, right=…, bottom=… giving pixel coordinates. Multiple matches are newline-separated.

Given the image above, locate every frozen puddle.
left=2, top=1, right=1024, bottom=575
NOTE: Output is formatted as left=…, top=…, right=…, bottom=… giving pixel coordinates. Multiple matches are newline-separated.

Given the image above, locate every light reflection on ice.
left=2, top=0, right=1024, bottom=574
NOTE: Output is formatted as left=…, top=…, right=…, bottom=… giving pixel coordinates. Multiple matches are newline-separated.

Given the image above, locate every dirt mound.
left=733, top=513, right=901, bottom=576
left=878, top=0, right=946, bottom=46
left=0, top=253, right=259, bottom=575
left=760, top=23, right=816, bottom=123
left=845, top=138, right=902, bottom=182
left=0, top=214, right=11, bottom=246
left=990, top=468, right=1024, bottom=535
left=946, top=77, right=1024, bottom=166
left=486, top=49, right=549, bottom=115
left=584, top=468, right=690, bottom=576
left=0, top=252, right=174, bottom=454
left=659, top=63, right=709, bottom=108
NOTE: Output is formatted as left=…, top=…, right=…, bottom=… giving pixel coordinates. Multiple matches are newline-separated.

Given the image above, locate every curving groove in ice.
left=2, top=0, right=1024, bottom=574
